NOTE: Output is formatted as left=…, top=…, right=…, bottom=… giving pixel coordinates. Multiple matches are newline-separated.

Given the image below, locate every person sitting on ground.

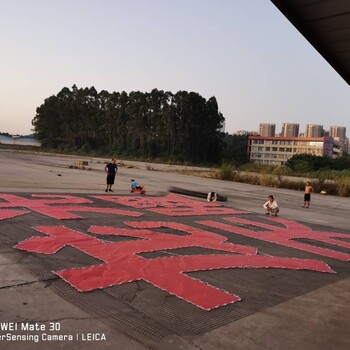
left=207, top=192, right=217, bottom=202
left=263, top=195, right=280, bottom=216
left=131, top=179, right=144, bottom=192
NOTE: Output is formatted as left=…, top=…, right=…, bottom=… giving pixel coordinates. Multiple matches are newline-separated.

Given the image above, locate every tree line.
left=285, top=154, right=350, bottom=172
left=32, top=85, right=229, bottom=163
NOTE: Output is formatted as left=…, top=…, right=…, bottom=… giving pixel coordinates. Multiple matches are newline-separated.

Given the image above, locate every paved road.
left=0, top=149, right=349, bottom=350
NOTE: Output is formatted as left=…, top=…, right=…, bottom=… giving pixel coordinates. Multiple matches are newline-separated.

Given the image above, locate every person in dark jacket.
left=105, top=158, right=118, bottom=192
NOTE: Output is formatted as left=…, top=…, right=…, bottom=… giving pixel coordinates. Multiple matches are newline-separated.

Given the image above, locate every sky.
left=1, top=0, right=349, bottom=136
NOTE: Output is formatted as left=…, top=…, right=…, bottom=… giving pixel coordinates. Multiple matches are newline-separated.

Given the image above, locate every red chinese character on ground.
left=199, top=216, right=350, bottom=261
left=0, top=194, right=142, bottom=219
left=92, top=194, right=248, bottom=216
left=15, top=221, right=334, bottom=310
left=0, top=208, right=29, bottom=220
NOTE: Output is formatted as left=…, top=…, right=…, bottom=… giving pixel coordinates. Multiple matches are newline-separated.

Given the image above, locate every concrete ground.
left=0, top=149, right=349, bottom=350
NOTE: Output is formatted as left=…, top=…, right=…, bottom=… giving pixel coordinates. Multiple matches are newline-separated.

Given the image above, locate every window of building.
left=309, top=141, right=323, bottom=146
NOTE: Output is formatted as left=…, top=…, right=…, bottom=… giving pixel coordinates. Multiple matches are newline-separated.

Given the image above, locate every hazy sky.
left=1, top=0, right=349, bottom=136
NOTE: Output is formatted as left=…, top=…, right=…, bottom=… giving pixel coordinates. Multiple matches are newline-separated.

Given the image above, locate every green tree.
left=32, top=95, right=62, bottom=147
left=32, top=86, right=226, bottom=163
left=222, top=134, right=249, bottom=164
left=285, top=154, right=331, bottom=172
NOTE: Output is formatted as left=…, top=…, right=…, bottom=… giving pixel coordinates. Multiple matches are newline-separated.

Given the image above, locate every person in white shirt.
left=263, top=195, right=279, bottom=216
left=207, top=192, right=217, bottom=202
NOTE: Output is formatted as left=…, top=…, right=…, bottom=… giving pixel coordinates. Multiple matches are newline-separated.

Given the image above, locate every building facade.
left=329, top=126, right=347, bottom=153
left=235, top=130, right=259, bottom=136
left=281, top=123, right=299, bottom=137
left=248, top=136, right=334, bottom=165
left=329, top=126, right=346, bottom=139
left=259, top=123, right=276, bottom=137
left=305, top=124, right=324, bottom=138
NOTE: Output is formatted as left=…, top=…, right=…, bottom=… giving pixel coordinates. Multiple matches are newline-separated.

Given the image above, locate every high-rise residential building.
left=329, top=126, right=347, bottom=153
left=259, top=123, right=276, bottom=137
left=305, top=124, right=324, bottom=138
left=281, top=123, right=299, bottom=137
left=345, top=138, right=350, bottom=154
left=332, top=137, right=347, bottom=154
left=329, top=126, right=346, bottom=139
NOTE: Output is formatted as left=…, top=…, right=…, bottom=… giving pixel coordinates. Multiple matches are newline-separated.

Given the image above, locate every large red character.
left=92, top=194, right=249, bottom=216
left=0, top=209, right=29, bottom=220
left=199, top=216, right=350, bottom=261
left=0, top=194, right=142, bottom=219
left=15, top=222, right=334, bottom=310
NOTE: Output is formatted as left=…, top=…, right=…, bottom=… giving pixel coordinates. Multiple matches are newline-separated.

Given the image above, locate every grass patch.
left=219, top=163, right=236, bottom=181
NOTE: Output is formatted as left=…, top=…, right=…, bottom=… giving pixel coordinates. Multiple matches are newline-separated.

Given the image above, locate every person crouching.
left=207, top=192, right=217, bottom=202
left=263, top=195, right=279, bottom=216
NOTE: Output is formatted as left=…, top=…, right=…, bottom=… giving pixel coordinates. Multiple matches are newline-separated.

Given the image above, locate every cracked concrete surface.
left=0, top=281, right=147, bottom=350
left=191, top=278, right=350, bottom=350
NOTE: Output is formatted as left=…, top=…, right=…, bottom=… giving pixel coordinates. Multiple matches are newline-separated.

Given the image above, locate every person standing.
left=302, top=181, right=313, bottom=208
left=263, top=195, right=279, bottom=216
left=105, top=158, right=118, bottom=192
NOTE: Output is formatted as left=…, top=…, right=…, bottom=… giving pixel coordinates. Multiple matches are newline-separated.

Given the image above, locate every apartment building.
left=259, top=123, right=276, bottom=137
left=281, top=123, right=299, bottom=137
left=329, top=126, right=346, bottom=139
left=305, top=124, right=324, bottom=138
left=329, top=126, right=347, bottom=153
left=248, top=136, right=334, bottom=165
left=345, top=138, right=350, bottom=154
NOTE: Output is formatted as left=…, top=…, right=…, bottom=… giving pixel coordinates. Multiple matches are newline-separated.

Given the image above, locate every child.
left=263, top=195, right=279, bottom=216
left=302, top=181, right=313, bottom=208
left=131, top=179, right=144, bottom=192
left=207, top=192, right=217, bottom=202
